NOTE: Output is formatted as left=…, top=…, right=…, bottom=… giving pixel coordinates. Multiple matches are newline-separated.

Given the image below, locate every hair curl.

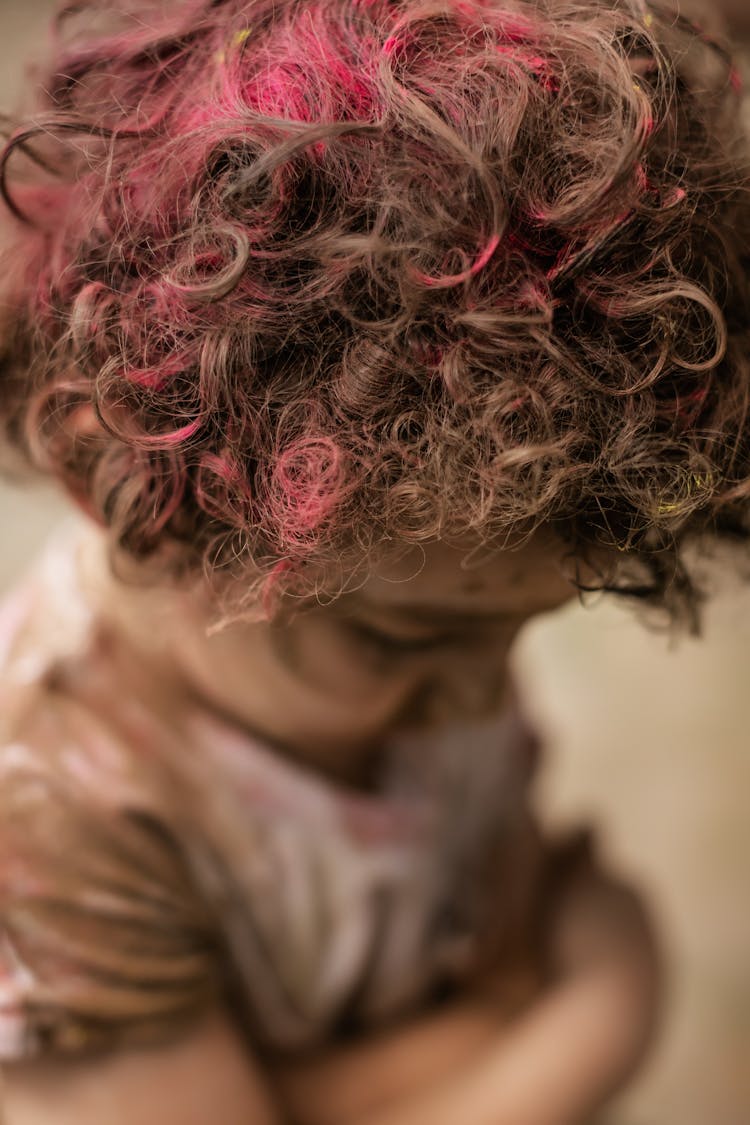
left=1, top=0, right=750, bottom=632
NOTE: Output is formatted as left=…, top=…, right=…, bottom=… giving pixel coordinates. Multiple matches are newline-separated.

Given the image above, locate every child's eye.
left=344, top=619, right=460, bottom=654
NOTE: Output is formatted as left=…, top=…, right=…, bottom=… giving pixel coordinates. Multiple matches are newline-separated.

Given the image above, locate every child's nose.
left=399, top=659, right=511, bottom=732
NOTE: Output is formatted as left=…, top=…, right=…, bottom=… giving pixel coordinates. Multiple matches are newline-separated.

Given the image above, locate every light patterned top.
left=0, top=520, right=542, bottom=1061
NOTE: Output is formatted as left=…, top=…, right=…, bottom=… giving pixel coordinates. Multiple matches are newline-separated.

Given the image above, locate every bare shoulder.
left=2, top=1007, right=282, bottom=1125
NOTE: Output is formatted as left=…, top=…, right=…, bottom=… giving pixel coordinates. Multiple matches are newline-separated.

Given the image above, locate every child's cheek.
left=271, top=614, right=412, bottom=699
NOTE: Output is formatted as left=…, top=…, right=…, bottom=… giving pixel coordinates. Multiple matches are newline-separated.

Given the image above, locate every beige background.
left=1, top=4, right=749, bottom=1122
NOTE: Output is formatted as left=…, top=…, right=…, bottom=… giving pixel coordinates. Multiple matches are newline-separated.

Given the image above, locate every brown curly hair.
left=1, top=0, right=750, bottom=632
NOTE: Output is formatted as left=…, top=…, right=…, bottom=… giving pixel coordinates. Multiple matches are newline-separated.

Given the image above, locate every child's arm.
left=1, top=1005, right=282, bottom=1125
left=311, top=961, right=654, bottom=1125
left=268, top=861, right=660, bottom=1125
left=2, top=861, right=657, bottom=1125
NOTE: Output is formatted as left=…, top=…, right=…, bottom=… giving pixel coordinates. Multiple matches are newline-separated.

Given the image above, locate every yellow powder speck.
left=232, top=27, right=252, bottom=47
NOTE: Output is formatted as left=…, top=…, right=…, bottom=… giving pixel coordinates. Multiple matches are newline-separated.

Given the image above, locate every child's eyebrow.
left=350, top=601, right=518, bottom=627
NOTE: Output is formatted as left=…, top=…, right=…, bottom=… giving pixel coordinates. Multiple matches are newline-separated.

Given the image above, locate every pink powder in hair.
left=121, top=359, right=180, bottom=392
left=195, top=451, right=254, bottom=526
left=0, top=0, right=744, bottom=627
left=130, top=418, right=202, bottom=449
left=382, top=34, right=402, bottom=58
left=411, top=341, right=445, bottom=368
left=495, top=44, right=557, bottom=92
left=272, top=436, right=347, bottom=541
left=674, top=385, right=710, bottom=430
left=409, top=233, right=501, bottom=289
left=261, top=557, right=295, bottom=619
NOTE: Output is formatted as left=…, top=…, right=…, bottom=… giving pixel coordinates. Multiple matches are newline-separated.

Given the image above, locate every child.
left=1, top=0, right=748, bottom=1120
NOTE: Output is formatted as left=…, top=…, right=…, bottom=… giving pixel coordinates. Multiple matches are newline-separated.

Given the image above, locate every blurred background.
left=1, top=3, right=748, bottom=1122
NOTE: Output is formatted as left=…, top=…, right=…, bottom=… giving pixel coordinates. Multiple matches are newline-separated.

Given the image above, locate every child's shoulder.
left=0, top=529, right=222, bottom=1063
left=0, top=516, right=97, bottom=702
left=0, top=520, right=155, bottom=806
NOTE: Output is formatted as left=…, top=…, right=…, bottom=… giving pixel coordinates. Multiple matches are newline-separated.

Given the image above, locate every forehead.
left=355, top=529, right=577, bottom=619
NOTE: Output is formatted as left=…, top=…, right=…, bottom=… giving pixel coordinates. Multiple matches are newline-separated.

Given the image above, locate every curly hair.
left=1, top=0, right=750, bottom=632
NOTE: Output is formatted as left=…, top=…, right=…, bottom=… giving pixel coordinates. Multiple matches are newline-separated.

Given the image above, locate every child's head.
left=1, top=0, right=750, bottom=639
